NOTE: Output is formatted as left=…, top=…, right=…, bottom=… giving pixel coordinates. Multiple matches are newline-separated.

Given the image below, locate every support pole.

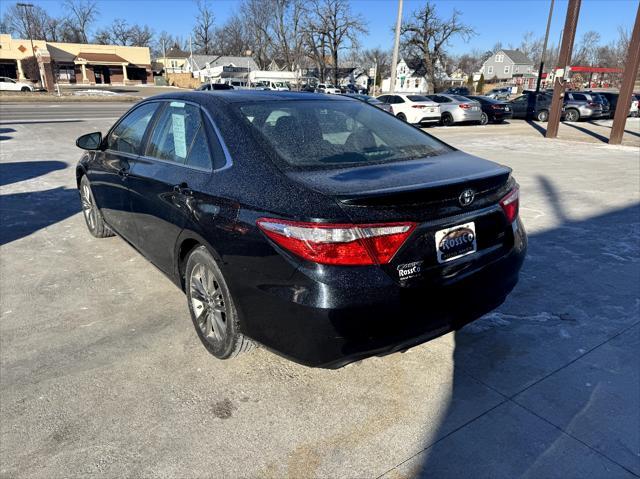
left=546, top=0, right=581, bottom=139
left=536, top=0, right=555, bottom=93
left=609, top=4, right=640, bottom=145
left=389, top=0, right=403, bottom=93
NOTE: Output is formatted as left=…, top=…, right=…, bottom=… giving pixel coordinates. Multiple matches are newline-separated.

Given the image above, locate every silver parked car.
left=562, top=92, right=604, bottom=121
left=425, top=94, right=482, bottom=126
left=485, top=87, right=512, bottom=100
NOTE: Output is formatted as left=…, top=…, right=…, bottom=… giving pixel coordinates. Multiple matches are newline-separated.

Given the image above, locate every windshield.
left=237, top=100, right=452, bottom=168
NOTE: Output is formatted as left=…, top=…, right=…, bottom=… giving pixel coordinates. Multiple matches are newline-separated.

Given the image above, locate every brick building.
left=0, top=34, right=152, bottom=87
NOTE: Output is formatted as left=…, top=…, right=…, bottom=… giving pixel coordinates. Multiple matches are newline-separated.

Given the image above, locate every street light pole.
left=536, top=0, right=555, bottom=93
left=17, top=2, right=39, bottom=83
left=389, top=0, right=403, bottom=93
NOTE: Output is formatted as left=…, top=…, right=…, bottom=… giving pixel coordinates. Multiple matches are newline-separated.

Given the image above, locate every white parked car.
left=0, top=77, right=34, bottom=92
left=317, top=83, right=341, bottom=94
left=375, top=93, right=441, bottom=125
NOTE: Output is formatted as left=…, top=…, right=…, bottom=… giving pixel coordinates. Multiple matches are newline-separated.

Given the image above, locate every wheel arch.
left=174, top=231, right=223, bottom=292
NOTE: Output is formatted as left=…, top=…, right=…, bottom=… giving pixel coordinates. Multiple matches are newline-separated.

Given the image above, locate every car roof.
left=146, top=90, right=350, bottom=105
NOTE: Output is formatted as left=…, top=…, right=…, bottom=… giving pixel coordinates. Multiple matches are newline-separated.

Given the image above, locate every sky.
left=5, top=0, right=638, bottom=55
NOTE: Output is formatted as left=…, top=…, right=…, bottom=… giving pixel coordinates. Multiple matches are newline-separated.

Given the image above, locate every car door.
left=126, top=100, right=219, bottom=275
left=90, top=102, right=160, bottom=242
left=509, top=95, right=529, bottom=118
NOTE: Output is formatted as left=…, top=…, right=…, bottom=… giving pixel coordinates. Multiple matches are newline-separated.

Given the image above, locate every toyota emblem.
left=459, top=189, right=475, bottom=206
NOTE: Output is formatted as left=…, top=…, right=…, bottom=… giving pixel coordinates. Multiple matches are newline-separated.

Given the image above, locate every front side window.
left=237, top=100, right=452, bottom=168
left=108, top=102, right=159, bottom=154
left=146, top=101, right=213, bottom=169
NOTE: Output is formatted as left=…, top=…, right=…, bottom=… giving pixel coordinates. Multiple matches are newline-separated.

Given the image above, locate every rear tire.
left=441, top=113, right=454, bottom=126
left=564, top=109, right=579, bottom=122
left=21, top=86, right=30, bottom=92
left=536, top=110, right=549, bottom=122
left=396, top=112, right=407, bottom=122
left=480, top=112, right=489, bottom=125
left=185, top=246, right=254, bottom=360
left=79, top=175, right=114, bottom=238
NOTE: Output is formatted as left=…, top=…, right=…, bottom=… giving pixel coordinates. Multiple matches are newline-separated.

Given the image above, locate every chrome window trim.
left=135, top=98, right=233, bottom=173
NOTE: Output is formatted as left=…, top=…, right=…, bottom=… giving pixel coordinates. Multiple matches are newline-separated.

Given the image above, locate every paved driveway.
left=0, top=108, right=638, bottom=478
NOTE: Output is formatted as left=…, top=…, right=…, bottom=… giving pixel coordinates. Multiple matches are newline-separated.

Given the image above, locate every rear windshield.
left=407, top=95, right=430, bottom=102
left=450, top=95, right=471, bottom=102
left=237, top=100, right=452, bottom=168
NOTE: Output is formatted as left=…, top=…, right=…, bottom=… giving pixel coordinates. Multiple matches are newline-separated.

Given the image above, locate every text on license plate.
left=434, top=222, right=477, bottom=263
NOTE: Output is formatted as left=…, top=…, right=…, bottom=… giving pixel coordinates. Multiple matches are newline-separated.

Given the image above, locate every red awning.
left=569, top=66, right=623, bottom=74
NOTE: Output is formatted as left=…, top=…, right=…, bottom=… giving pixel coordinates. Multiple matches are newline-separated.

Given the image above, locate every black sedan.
left=75, top=91, right=527, bottom=368
left=467, top=95, right=513, bottom=125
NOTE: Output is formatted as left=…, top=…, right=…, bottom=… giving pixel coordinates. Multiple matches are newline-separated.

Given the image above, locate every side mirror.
left=76, top=132, right=103, bottom=150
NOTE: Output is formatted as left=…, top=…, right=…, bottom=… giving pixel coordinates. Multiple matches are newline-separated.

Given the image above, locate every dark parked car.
left=467, top=95, right=513, bottom=125
left=196, top=83, right=234, bottom=91
left=344, top=93, right=392, bottom=113
left=75, top=91, right=526, bottom=368
left=509, top=91, right=553, bottom=121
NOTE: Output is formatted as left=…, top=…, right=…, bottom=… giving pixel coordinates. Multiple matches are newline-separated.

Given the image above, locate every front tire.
left=21, top=86, right=31, bottom=92
left=536, top=110, right=549, bottom=122
left=396, top=112, right=407, bottom=122
left=185, top=246, right=254, bottom=360
left=79, top=175, right=114, bottom=238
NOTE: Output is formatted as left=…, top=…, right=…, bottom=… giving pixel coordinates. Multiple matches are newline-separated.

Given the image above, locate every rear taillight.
left=499, top=187, right=519, bottom=223
left=587, top=101, right=599, bottom=107
left=459, top=103, right=472, bottom=109
left=491, top=104, right=504, bottom=110
left=256, top=219, right=416, bottom=265
left=412, top=104, right=427, bottom=109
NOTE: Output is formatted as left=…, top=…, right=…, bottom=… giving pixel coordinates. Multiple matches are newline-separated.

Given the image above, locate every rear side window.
left=108, top=102, right=158, bottom=154
left=146, top=101, right=213, bottom=169
left=571, top=93, right=587, bottom=101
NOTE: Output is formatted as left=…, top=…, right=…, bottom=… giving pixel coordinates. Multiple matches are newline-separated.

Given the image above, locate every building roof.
left=75, top=52, right=128, bottom=64
left=501, top=49, right=533, bottom=64
left=189, top=55, right=259, bottom=71
left=165, top=46, right=189, bottom=59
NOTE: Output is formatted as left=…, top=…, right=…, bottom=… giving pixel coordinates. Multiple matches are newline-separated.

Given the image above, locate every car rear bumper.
left=490, top=111, right=513, bottom=121
left=234, top=218, right=527, bottom=368
left=416, top=115, right=441, bottom=124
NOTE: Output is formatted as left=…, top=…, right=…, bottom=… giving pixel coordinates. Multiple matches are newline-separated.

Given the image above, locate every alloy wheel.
left=81, top=183, right=97, bottom=230
left=190, top=263, right=227, bottom=343
left=480, top=112, right=488, bottom=125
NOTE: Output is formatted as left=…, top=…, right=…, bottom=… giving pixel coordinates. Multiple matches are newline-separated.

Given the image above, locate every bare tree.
left=270, top=0, right=306, bottom=71
left=400, top=1, right=474, bottom=93
left=306, top=0, right=367, bottom=85
left=241, top=0, right=274, bottom=69
left=94, top=18, right=152, bottom=46
left=1, top=3, right=53, bottom=40
left=359, top=47, right=391, bottom=80
left=214, top=14, right=250, bottom=56
left=519, top=31, right=543, bottom=63
left=193, top=0, right=215, bottom=54
left=63, top=0, right=98, bottom=43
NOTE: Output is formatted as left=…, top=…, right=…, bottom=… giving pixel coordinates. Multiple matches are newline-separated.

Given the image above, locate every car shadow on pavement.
left=401, top=185, right=640, bottom=477
left=0, top=127, right=16, bottom=141
left=0, top=161, right=68, bottom=187
left=0, top=187, right=80, bottom=245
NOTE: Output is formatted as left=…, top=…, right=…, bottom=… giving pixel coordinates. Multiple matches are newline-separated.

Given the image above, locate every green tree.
left=476, top=73, right=484, bottom=93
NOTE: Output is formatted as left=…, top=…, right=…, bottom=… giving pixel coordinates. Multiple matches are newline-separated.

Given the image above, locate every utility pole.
left=17, top=3, right=39, bottom=83
left=162, top=39, right=167, bottom=79
left=389, top=0, right=403, bottom=93
left=546, top=0, right=581, bottom=139
left=536, top=0, right=555, bottom=93
left=610, top=3, right=640, bottom=145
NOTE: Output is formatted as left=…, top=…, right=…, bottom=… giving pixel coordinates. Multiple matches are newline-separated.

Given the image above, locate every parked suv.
left=563, top=91, right=604, bottom=121
left=317, top=83, right=340, bottom=94
left=425, top=94, right=482, bottom=126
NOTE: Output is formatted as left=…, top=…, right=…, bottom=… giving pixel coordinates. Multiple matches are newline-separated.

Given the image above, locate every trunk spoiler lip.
left=336, top=167, right=512, bottom=204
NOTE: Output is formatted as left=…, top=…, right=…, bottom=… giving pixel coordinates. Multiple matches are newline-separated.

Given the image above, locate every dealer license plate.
left=434, top=222, right=477, bottom=263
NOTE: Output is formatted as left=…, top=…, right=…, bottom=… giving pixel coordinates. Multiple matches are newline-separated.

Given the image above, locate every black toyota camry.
left=75, top=91, right=526, bottom=368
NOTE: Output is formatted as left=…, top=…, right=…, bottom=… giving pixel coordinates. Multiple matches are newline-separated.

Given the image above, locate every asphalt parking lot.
left=1, top=103, right=639, bottom=478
